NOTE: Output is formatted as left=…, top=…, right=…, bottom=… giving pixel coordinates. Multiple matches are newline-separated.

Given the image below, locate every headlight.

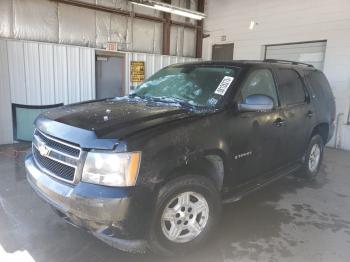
left=82, top=151, right=141, bottom=187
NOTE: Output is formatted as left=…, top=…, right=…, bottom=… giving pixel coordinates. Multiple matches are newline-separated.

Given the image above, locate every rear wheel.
left=148, top=175, right=221, bottom=256
left=301, top=134, right=324, bottom=178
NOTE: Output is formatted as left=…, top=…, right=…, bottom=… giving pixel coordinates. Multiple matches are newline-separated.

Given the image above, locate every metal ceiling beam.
left=195, top=0, right=204, bottom=58
left=162, top=0, right=171, bottom=55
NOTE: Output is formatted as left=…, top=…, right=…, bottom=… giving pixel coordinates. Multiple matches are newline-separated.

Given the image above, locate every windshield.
left=131, top=65, right=238, bottom=108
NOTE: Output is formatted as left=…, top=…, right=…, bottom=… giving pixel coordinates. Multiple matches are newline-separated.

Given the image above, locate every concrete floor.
left=1, top=145, right=350, bottom=262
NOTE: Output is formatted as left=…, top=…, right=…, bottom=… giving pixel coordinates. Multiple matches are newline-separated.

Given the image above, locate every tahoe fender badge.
left=234, top=151, right=252, bottom=160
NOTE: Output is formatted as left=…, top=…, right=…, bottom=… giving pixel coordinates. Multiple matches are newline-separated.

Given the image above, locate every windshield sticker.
left=207, top=97, right=218, bottom=106
left=214, top=76, right=234, bottom=96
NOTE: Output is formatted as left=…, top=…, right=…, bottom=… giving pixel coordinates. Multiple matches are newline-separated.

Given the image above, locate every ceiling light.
left=132, top=2, right=154, bottom=9
left=171, top=9, right=204, bottom=20
left=153, top=4, right=173, bottom=13
left=249, top=20, right=259, bottom=30
left=130, top=0, right=206, bottom=20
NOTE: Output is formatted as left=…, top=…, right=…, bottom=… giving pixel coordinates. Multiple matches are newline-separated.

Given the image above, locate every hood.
left=41, top=97, right=196, bottom=139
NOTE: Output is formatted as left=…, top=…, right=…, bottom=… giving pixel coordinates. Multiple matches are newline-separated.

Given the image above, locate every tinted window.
left=306, top=71, right=332, bottom=100
left=240, top=69, right=278, bottom=106
left=277, top=69, right=306, bottom=105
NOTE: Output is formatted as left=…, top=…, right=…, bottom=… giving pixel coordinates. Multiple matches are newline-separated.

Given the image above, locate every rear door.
left=275, top=67, right=315, bottom=162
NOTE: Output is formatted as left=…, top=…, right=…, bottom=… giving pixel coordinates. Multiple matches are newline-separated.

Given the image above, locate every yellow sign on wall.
left=130, top=61, right=145, bottom=83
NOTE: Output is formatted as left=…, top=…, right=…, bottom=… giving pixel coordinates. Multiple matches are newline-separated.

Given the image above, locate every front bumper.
left=25, top=153, right=152, bottom=253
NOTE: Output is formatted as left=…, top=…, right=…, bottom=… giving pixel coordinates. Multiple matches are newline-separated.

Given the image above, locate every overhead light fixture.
left=249, top=20, right=258, bottom=30
left=130, top=0, right=206, bottom=20
left=153, top=4, right=172, bottom=13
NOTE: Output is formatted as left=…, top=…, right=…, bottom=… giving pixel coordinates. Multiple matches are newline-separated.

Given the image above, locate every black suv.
left=26, top=60, right=335, bottom=255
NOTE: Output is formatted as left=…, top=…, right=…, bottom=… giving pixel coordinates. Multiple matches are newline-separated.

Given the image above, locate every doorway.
left=212, top=43, right=234, bottom=60
left=264, top=40, right=327, bottom=70
left=95, top=52, right=125, bottom=99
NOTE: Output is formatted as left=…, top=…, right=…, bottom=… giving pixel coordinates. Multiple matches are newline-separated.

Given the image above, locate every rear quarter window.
left=306, top=71, right=332, bottom=100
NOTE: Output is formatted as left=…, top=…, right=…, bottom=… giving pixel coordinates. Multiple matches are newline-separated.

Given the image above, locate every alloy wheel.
left=308, top=144, right=321, bottom=172
left=160, top=191, right=209, bottom=243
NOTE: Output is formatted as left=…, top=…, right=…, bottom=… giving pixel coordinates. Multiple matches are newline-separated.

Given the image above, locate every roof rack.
left=264, top=59, right=314, bottom=68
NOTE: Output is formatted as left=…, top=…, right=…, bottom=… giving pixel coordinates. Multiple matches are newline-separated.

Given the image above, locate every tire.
left=300, top=134, right=324, bottom=179
left=148, top=175, right=221, bottom=256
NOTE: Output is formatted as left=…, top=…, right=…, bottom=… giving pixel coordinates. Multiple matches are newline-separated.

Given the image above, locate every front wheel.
left=148, top=175, right=221, bottom=256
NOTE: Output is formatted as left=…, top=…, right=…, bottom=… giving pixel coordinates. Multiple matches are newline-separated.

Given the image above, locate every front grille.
left=33, top=146, right=75, bottom=181
left=32, top=129, right=81, bottom=183
left=34, top=130, right=80, bottom=158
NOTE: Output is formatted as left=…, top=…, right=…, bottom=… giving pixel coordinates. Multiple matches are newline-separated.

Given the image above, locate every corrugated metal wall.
left=3, top=39, right=95, bottom=105
left=0, top=39, right=95, bottom=144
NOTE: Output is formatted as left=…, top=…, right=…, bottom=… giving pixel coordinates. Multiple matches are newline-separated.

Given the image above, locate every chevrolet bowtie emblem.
left=38, top=142, right=51, bottom=157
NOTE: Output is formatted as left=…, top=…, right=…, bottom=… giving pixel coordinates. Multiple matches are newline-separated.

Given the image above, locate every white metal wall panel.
left=265, top=41, right=327, bottom=70
left=67, top=47, right=81, bottom=104
left=0, top=40, right=13, bottom=144
left=24, top=42, right=41, bottom=105
left=7, top=41, right=27, bottom=104
left=53, top=45, right=68, bottom=104
left=5, top=40, right=95, bottom=106
left=79, top=48, right=95, bottom=101
left=39, top=43, right=55, bottom=105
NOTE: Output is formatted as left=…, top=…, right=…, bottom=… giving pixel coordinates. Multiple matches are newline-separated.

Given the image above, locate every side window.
left=240, top=69, right=278, bottom=106
left=277, top=69, right=306, bottom=105
left=307, top=71, right=332, bottom=100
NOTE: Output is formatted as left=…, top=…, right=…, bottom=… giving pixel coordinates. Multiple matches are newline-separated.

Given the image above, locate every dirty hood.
left=40, top=98, right=195, bottom=140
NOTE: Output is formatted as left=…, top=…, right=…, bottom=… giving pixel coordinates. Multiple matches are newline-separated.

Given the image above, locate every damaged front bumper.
left=25, top=153, right=151, bottom=253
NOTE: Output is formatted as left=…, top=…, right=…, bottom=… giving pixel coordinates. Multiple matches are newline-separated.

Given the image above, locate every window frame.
left=12, top=103, right=64, bottom=142
left=236, top=67, right=281, bottom=110
left=275, top=68, right=310, bottom=107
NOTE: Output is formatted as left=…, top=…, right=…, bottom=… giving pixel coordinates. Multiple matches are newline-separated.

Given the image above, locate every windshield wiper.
left=146, top=96, right=195, bottom=109
left=128, top=93, right=145, bottom=99
left=128, top=95, right=200, bottom=109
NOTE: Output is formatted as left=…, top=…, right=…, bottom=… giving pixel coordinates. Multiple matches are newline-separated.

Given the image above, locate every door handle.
left=273, top=118, right=285, bottom=127
left=307, top=110, right=314, bottom=118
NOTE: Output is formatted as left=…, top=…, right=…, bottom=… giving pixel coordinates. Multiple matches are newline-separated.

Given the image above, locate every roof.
left=176, top=59, right=316, bottom=70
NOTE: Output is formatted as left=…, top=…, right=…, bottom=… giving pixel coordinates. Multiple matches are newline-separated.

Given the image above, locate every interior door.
left=228, top=68, right=287, bottom=183
left=212, top=43, right=234, bottom=61
left=96, top=55, right=124, bottom=99
left=275, top=68, right=315, bottom=162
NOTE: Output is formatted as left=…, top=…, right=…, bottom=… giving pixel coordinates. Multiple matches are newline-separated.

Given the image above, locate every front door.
left=228, top=67, right=287, bottom=184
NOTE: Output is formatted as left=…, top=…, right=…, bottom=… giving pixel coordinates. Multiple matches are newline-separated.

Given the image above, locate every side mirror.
left=237, top=94, right=274, bottom=112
